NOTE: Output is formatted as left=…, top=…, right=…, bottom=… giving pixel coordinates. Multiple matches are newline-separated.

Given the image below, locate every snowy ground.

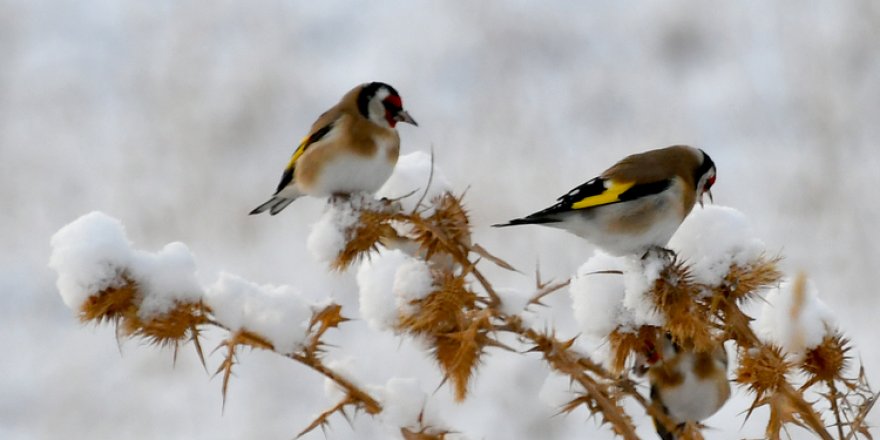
left=2, top=1, right=879, bottom=439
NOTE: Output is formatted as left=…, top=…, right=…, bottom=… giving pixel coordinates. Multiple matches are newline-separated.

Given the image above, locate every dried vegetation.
left=72, top=192, right=875, bottom=439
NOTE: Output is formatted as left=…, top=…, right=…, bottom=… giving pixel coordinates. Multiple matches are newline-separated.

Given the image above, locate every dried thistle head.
left=736, top=345, right=792, bottom=397
left=398, top=270, right=485, bottom=401
left=79, top=279, right=139, bottom=325
left=129, top=301, right=208, bottom=349
left=434, top=315, right=489, bottom=401
left=398, top=272, right=476, bottom=335
left=407, top=193, right=471, bottom=261
left=719, top=256, right=783, bottom=303
left=332, top=207, right=400, bottom=271
left=650, top=260, right=714, bottom=351
left=801, top=333, right=851, bottom=387
left=608, top=326, right=661, bottom=375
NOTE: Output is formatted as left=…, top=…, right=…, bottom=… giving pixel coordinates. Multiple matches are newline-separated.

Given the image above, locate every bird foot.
left=642, top=246, right=676, bottom=263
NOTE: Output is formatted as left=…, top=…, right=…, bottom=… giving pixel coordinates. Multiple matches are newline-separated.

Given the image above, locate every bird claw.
left=642, top=246, right=676, bottom=262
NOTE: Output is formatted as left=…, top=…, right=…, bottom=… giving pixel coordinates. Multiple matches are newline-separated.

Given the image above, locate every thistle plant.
left=49, top=164, right=876, bottom=439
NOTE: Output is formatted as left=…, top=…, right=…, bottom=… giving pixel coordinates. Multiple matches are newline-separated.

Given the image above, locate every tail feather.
left=250, top=196, right=297, bottom=216
left=492, top=216, right=562, bottom=228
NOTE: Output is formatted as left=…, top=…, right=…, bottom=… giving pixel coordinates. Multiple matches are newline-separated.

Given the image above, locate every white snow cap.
left=755, top=277, right=834, bottom=353
left=49, top=211, right=133, bottom=310
left=377, top=151, right=452, bottom=213
left=131, top=242, right=203, bottom=318
left=569, top=251, right=664, bottom=339
left=206, top=272, right=313, bottom=355
left=49, top=211, right=203, bottom=317
left=669, top=205, right=766, bottom=286
left=357, top=249, right=435, bottom=331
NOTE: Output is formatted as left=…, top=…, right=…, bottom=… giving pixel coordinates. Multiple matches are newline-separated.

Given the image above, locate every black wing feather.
left=274, top=122, right=334, bottom=194
left=493, top=177, right=673, bottom=227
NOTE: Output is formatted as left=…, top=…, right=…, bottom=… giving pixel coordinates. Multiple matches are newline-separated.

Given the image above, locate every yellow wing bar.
left=571, top=180, right=635, bottom=209
left=285, top=136, right=310, bottom=171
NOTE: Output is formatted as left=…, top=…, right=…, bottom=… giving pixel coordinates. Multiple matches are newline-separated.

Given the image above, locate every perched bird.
left=493, top=145, right=716, bottom=256
left=250, top=82, right=417, bottom=215
left=646, top=336, right=730, bottom=440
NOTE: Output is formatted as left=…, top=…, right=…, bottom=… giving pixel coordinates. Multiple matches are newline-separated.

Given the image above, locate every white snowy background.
left=3, top=1, right=879, bottom=439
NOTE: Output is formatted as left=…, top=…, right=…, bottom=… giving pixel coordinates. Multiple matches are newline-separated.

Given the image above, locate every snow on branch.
left=50, top=155, right=876, bottom=440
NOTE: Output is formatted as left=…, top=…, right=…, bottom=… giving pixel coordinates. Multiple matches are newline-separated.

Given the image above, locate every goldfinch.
left=250, top=82, right=417, bottom=215
left=494, top=145, right=716, bottom=256
left=646, top=336, right=730, bottom=440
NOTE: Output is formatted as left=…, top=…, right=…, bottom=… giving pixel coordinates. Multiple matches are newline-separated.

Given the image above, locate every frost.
left=206, top=272, right=313, bottom=355
left=755, top=277, right=834, bottom=354
left=49, top=211, right=133, bottom=310
left=669, top=205, right=765, bottom=286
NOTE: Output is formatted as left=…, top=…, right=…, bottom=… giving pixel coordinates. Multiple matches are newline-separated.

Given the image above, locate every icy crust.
left=755, top=278, right=834, bottom=353
left=357, top=249, right=435, bottom=331
left=668, top=205, right=766, bottom=286
left=206, top=273, right=313, bottom=355
left=49, top=211, right=202, bottom=318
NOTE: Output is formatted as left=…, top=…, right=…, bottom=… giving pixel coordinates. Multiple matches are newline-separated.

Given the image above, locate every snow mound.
left=755, top=277, right=834, bottom=353
left=206, top=272, right=313, bottom=355
left=357, top=249, right=436, bottom=331
left=49, top=211, right=203, bottom=317
left=669, top=205, right=766, bottom=285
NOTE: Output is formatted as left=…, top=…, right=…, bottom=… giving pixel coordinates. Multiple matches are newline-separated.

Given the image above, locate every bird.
left=250, top=82, right=417, bottom=215
left=493, top=145, right=716, bottom=256
left=646, top=335, right=730, bottom=440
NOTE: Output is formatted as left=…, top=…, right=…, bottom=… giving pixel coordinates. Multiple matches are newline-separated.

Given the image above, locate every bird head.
left=695, top=150, right=716, bottom=207
left=357, top=82, right=418, bottom=129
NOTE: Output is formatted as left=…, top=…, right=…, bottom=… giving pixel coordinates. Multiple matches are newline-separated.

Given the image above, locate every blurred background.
left=2, top=1, right=878, bottom=438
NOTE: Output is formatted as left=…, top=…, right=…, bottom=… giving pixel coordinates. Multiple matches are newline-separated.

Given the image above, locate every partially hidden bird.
left=493, top=145, right=716, bottom=256
left=645, top=335, right=731, bottom=440
left=250, top=82, right=417, bottom=215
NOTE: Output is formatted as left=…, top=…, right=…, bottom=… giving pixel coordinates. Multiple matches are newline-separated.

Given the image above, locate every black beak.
left=394, top=110, right=418, bottom=126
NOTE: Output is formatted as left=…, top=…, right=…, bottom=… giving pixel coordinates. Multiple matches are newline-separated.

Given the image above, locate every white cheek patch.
left=368, top=88, right=393, bottom=128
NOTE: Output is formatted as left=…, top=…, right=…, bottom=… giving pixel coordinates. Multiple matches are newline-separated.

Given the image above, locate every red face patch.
left=385, top=94, right=402, bottom=109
